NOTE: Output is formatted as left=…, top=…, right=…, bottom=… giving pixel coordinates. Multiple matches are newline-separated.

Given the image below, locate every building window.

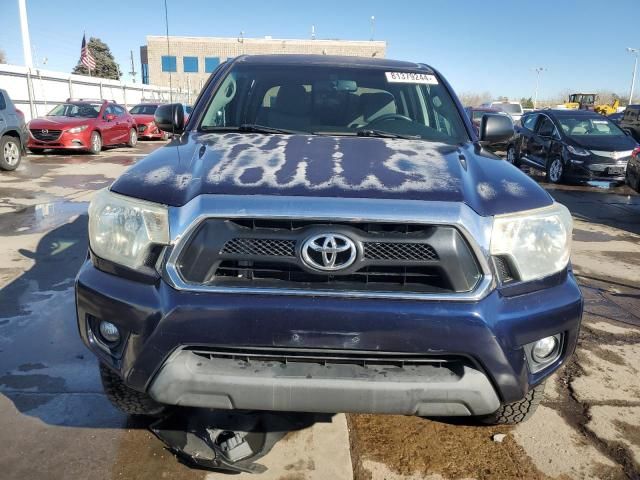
left=205, top=57, right=220, bottom=73
left=161, top=55, right=177, bottom=72
left=183, top=56, right=199, bottom=73
left=141, top=63, right=149, bottom=84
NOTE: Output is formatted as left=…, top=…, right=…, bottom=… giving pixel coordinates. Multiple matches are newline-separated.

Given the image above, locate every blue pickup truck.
left=76, top=55, right=582, bottom=425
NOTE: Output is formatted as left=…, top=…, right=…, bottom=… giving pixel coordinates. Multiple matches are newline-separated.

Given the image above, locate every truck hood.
left=111, top=132, right=552, bottom=217
left=28, top=116, right=93, bottom=129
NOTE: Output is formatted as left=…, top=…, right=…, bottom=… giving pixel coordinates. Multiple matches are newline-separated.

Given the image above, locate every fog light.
left=99, top=321, right=120, bottom=344
left=532, top=336, right=558, bottom=362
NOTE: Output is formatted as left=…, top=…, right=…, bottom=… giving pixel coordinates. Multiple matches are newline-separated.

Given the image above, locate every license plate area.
left=606, top=166, right=624, bottom=175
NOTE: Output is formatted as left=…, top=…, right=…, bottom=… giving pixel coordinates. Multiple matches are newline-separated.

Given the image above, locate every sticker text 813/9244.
left=385, top=72, right=438, bottom=85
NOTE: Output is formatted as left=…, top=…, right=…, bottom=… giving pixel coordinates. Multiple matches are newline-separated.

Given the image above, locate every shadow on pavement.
left=0, top=215, right=328, bottom=476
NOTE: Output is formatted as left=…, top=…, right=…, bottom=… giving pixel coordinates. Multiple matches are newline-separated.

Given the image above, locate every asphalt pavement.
left=0, top=144, right=639, bottom=480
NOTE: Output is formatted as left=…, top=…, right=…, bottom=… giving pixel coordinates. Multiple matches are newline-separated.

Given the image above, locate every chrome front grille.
left=175, top=218, right=482, bottom=294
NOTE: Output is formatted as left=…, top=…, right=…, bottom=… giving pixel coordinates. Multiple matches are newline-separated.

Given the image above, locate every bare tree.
left=457, top=91, right=492, bottom=107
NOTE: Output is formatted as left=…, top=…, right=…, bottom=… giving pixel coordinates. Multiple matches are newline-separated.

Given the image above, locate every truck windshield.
left=200, top=64, right=468, bottom=144
left=493, top=103, right=522, bottom=115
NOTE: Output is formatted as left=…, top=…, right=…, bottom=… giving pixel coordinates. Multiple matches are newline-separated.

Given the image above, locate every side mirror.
left=479, top=113, right=514, bottom=144
left=104, top=113, right=116, bottom=122
left=155, top=104, right=185, bottom=134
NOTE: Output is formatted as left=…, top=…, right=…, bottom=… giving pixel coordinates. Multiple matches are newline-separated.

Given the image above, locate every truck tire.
left=0, top=135, right=22, bottom=171
left=479, top=381, right=545, bottom=425
left=99, top=363, right=165, bottom=416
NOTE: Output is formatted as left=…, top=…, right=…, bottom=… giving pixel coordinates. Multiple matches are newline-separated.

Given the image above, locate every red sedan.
left=130, top=103, right=169, bottom=140
left=28, top=99, right=137, bottom=154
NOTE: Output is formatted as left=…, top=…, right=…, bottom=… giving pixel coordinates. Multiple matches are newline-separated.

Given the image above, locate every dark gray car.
left=0, top=89, right=27, bottom=171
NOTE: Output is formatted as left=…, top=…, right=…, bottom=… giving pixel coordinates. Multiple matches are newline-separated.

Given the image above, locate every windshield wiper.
left=200, top=124, right=305, bottom=135
left=356, top=129, right=420, bottom=140
left=239, top=124, right=305, bottom=135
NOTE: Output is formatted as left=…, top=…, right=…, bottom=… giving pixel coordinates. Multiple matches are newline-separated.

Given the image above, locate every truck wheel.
left=479, top=381, right=545, bottom=425
left=99, top=363, right=165, bottom=416
left=0, top=135, right=22, bottom=171
left=89, top=131, right=102, bottom=154
left=546, top=158, right=564, bottom=184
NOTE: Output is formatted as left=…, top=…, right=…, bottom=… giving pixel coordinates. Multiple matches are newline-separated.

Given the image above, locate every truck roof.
left=234, top=54, right=434, bottom=73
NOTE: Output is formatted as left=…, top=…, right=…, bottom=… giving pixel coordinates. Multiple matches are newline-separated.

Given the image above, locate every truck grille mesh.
left=364, top=242, right=438, bottom=261
left=221, top=238, right=296, bottom=257
left=220, top=238, right=439, bottom=262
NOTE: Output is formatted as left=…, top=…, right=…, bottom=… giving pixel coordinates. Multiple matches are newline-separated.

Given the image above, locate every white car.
left=482, top=101, right=524, bottom=124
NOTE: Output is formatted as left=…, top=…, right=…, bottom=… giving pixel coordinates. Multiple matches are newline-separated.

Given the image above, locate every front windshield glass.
left=558, top=116, right=626, bottom=137
left=47, top=103, right=101, bottom=118
left=200, top=64, right=469, bottom=144
left=493, top=103, right=522, bottom=115
left=130, top=104, right=158, bottom=115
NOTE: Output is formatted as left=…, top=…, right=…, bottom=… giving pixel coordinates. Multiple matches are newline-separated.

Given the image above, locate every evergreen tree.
left=72, top=37, right=121, bottom=80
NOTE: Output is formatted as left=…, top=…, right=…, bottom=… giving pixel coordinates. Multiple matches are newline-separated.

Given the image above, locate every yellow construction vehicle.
left=594, top=98, right=620, bottom=116
left=563, top=93, right=597, bottom=110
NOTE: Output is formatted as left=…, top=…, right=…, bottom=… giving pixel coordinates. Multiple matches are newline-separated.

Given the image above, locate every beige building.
left=140, top=35, right=387, bottom=96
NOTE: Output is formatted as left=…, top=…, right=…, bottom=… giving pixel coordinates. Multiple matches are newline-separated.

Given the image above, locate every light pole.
left=627, top=47, right=639, bottom=105
left=533, top=67, right=546, bottom=109
left=370, top=16, right=375, bottom=41
left=18, top=0, right=33, bottom=68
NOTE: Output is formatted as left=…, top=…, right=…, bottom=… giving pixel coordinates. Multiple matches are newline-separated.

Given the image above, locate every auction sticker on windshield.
left=385, top=72, right=438, bottom=84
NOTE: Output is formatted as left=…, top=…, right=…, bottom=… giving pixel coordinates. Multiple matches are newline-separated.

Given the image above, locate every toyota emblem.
left=301, top=233, right=357, bottom=271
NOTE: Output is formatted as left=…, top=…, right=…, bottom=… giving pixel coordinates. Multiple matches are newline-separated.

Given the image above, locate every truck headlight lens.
left=68, top=125, right=89, bottom=134
left=490, top=203, right=572, bottom=282
left=88, top=189, right=169, bottom=270
left=567, top=145, right=590, bottom=157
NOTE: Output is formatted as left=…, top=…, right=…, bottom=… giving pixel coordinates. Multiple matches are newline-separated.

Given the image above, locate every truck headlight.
left=88, top=189, right=169, bottom=270
left=490, top=203, right=572, bottom=282
left=68, top=125, right=89, bottom=134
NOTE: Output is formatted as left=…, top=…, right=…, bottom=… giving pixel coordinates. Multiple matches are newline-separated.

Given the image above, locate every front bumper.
left=76, top=260, right=583, bottom=415
left=28, top=130, right=91, bottom=150
left=138, top=123, right=165, bottom=139
left=565, top=157, right=630, bottom=182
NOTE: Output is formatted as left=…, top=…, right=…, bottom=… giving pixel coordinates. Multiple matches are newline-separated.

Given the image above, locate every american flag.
left=80, top=34, right=96, bottom=71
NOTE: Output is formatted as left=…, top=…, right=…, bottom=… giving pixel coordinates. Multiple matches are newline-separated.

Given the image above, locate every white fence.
left=0, top=64, right=190, bottom=122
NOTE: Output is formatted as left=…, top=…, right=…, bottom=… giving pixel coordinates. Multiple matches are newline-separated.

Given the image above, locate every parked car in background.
left=28, top=99, right=138, bottom=154
left=183, top=104, right=193, bottom=122
left=130, top=103, right=169, bottom=140
left=464, top=106, right=510, bottom=131
left=0, top=89, right=27, bottom=171
left=619, top=105, right=640, bottom=141
left=508, top=110, right=638, bottom=184
left=608, top=111, right=624, bottom=125
left=626, top=146, right=640, bottom=192
left=482, top=101, right=524, bottom=124
left=77, top=54, right=582, bottom=427
left=464, top=106, right=513, bottom=149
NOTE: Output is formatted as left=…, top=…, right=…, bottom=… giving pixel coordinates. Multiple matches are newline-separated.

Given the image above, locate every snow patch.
left=477, top=182, right=496, bottom=200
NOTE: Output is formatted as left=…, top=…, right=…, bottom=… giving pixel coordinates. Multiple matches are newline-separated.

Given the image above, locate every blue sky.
left=1, top=0, right=638, bottom=100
